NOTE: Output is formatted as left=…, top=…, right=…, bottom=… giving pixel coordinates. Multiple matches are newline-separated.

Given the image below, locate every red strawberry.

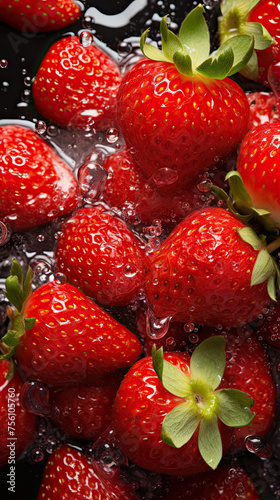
left=113, top=336, right=256, bottom=476
left=101, top=148, right=202, bottom=226
left=218, top=0, right=275, bottom=86
left=2, top=260, right=142, bottom=386
left=254, top=302, right=280, bottom=348
left=54, top=205, right=146, bottom=307
left=116, top=6, right=252, bottom=192
left=236, top=122, right=280, bottom=224
left=32, top=36, right=121, bottom=130
left=145, top=207, right=272, bottom=328
left=0, top=360, right=38, bottom=468
left=0, top=125, right=81, bottom=231
left=37, top=445, right=138, bottom=500
left=0, top=0, right=80, bottom=32
left=163, top=462, right=260, bottom=499
left=48, top=373, right=122, bottom=440
left=246, top=91, right=279, bottom=130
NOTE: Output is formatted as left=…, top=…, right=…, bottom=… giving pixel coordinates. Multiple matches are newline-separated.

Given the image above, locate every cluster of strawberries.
left=0, top=0, right=280, bottom=499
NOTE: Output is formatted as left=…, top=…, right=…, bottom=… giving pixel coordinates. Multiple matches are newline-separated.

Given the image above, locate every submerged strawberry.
left=0, top=0, right=81, bottom=32
left=32, top=36, right=121, bottom=130
left=0, top=125, right=81, bottom=231
left=116, top=5, right=254, bottom=192
left=246, top=91, right=279, bottom=129
left=113, top=336, right=255, bottom=476
left=1, top=260, right=142, bottom=386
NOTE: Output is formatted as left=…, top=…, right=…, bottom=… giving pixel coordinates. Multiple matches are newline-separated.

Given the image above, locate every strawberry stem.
left=266, top=236, right=280, bottom=254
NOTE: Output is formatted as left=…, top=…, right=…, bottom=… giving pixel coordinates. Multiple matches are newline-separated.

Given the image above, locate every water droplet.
left=35, top=120, right=47, bottom=135
left=106, top=128, right=119, bottom=143
left=152, top=168, right=178, bottom=187
left=217, top=199, right=224, bottom=207
left=146, top=308, right=172, bottom=339
left=54, top=272, right=67, bottom=284
left=0, top=221, right=11, bottom=246
left=82, top=16, right=95, bottom=29
left=21, top=89, right=31, bottom=102
left=117, top=40, right=133, bottom=56
left=79, top=30, right=94, bottom=47
left=31, top=447, right=45, bottom=462
left=197, top=179, right=212, bottom=192
left=47, top=125, right=58, bottom=137
left=145, top=237, right=161, bottom=254
left=78, top=161, right=108, bottom=202
left=20, top=380, right=51, bottom=417
left=184, top=323, right=194, bottom=333
left=188, top=333, right=199, bottom=343
left=245, top=435, right=273, bottom=459
left=123, top=263, right=138, bottom=277
left=24, top=76, right=32, bottom=87
left=0, top=59, right=8, bottom=69
left=22, top=68, right=27, bottom=75
left=37, top=234, right=45, bottom=242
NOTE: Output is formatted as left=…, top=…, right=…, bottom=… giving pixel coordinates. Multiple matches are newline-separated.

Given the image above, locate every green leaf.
left=5, top=275, right=24, bottom=313
left=0, top=312, right=26, bottom=360
left=190, top=336, right=226, bottom=390
left=24, top=317, right=36, bottom=331
left=10, top=259, right=23, bottom=286
left=23, top=265, right=33, bottom=303
left=161, top=401, right=201, bottom=448
left=179, top=4, right=210, bottom=67
left=198, top=417, right=222, bottom=470
left=5, top=359, right=15, bottom=381
left=239, top=50, right=258, bottom=81
left=140, top=29, right=170, bottom=62
left=251, top=249, right=276, bottom=286
left=196, top=45, right=234, bottom=79
left=267, top=274, right=277, bottom=302
left=216, top=388, right=255, bottom=427
left=240, top=22, right=273, bottom=50
left=152, top=345, right=192, bottom=398
left=173, top=49, right=193, bottom=76
left=160, top=16, right=184, bottom=62
left=225, top=35, right=254, bottom=76
left=236, top=227, right=263, bottom=251
left=225, top=170, right=252, bottom=210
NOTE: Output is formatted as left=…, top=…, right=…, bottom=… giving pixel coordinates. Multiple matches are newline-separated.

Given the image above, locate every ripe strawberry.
left=163, top=462, right=260, bottom=499
left=0, top=0, right=80, bottom=32
left=101, top=148, right=202, bottom=226
left=253, top=302, right=280, bottom=348
left=0, top=125, right=81, bottom=231
left=37, top=445, right=138, bottom=500
left=236, top=122, right=280, bottom=224
left=54, top=205, right=146, bottom=307
left=219, top=0, right=275, bottom=86
left=113, top=336, right=255, bottom=476
left=116, top=5, right=253, bottom=192
left=0, top=359, right=38, bottom=468
left=145, top=206, right=272, bottom=327
left=246, top=91, right=279, bottom=130
left=48, top=373, right=122, bottom=440
left=2, top=260, right=142, bottom=386
left=32, top=36, right=121, bottom=130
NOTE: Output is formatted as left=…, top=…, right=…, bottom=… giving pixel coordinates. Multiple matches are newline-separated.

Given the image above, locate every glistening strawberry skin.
left=116, top=58, right=249, bottom=190
left=145, top=207, right=270, bottom=327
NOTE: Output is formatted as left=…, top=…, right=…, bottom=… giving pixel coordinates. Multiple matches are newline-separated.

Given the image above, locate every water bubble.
left=245, top=435, right=273, bottom=459
left=117, top=40, right=133, bottom=56
left=47, top=125, right=58, bottom=137
left=54, top=272, right=67, bottom=284
left=0, top=59, right=8, bottom=69
left=78, top=161, right=108, bottom=202
left=31, top=447, right=45, bottom=462
left=217, top=199, right=224, bottom=207
left=21, top=89, right=31, bottom=102
left=197, top=179, right=212, bottom=192
left=37, top=234, right=45, bottom=242
left=152, top=168, right=178, bottom=187
left=146, top=309, right=172, bottom=339
left=184, top=323, right=194, bottom=333
left=20, top=380, right=51, bottom=417
left=24, top=76, right=32, bottom=87
left=145, top=236, right=161, bottom=254
left=123, top=263, right=138, bottom=277
left=82, top=16, right=95, bottom=29
left=0, top=221, right=11, bottom=246
left=79, top=30, right=94, bottom=47
left=188, top=333, right=199, bottom=343
left=106, top=128, right=119, bottom=144
left=22, top=68, right=27, bottom=76
left=35, top=120, right=47, bottom=135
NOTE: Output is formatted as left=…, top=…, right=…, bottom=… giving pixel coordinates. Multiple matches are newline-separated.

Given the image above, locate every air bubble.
left=188, top=333, right=199, bottom=343
left=47, top=125, right=58, bottom=137
left=183, top=323, right=194, bottom=333
left=24, top=76, right=32, bottom=87
left=79, top=30, right=94, bottom=47
left=35, top=120, right=47, bottom=135
left=20, top=380, right=51, bottom=417
left=117, top=40, right=133, bottom=56
left=78, top=161, right=108, bottom=202
left=152, top=168, right=178, bottom=187
left=106, top=128, right=119, bottom=143
left=31, top=447, right=45, bottom=462
left=0, top=59, right=8, bottom=69
left=245, top=435, right=273, bottom=459
left=82, top=16, right=95, bottom=29
left=54, top=272, right=67, bottom=284
left=21, top=89, right=31, bottom=102
left=37, top=234, right=45, bottom=242
left=197, top=179, right=212, bottom=192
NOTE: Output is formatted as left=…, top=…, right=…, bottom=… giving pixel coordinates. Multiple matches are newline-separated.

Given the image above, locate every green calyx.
left=1, top=259, right=35, bottom=360
left=152, top=336, right=254, bottom=470
left=140, top=4, right=255, bottom=79
left=209, top=171, right=280, bottom=301
left=218, top=0, right=274, bottom=80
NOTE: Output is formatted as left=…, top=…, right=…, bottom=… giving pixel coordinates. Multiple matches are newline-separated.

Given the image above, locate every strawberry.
left=0, top=125, right=81, bottom=231
left=101, top=147, right=202, bottom=226
left=145, top=206, right=272, bottom=328
left=54, top=205, right=146, bottom=307
left=37, top=445, right=138, bottom=500
left=246, top=91, right=279, bottom=130
left=253, top=302, right=280, bottom=348
left=163, top=462, right=261, bottom=499
left=32, top=36, right=121, bottom=130
left=2, top=260, right=142, bottom=386
left=116, top=5, right=254, bottom=192
left=0, top=0, right=80, bottom=32
left=112, top=336, right=255, bottom=476
left=0, top=359, right=38, bottom=468
left=218, top=0, right=275, bottom=86
left=48, top=373, right=122, bottom=440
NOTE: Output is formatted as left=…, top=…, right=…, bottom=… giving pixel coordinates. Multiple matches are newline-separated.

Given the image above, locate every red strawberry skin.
left=237, top=123, right=280, bottom=224
left=0, top=0, right=80, bottom=32
left=163, top=462, right=260, bottom=499
left=246, top=91, right=278, bottom=130
left=0, top=360, right=38, bottom=468
left=0, top=125, right=81, bottom=231
left=37, top=445, right=137, bottom=500
left=116, top=58, right=249, bottom=190
left=15, top=281, right=142, bottom=386
left=112, top=351, right=233, bottom=477
left=54, top=205, right=146, bottom=307
left=32, top=36, right=121, bottom=130
left=145, top=207, right=269, bottom=327
left=48, top=373, right=122, bottom=440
